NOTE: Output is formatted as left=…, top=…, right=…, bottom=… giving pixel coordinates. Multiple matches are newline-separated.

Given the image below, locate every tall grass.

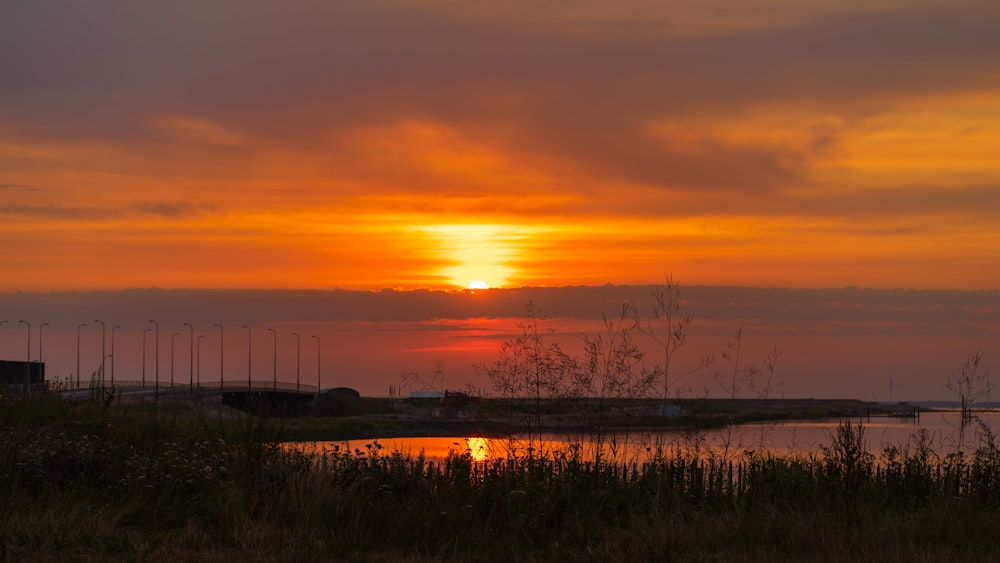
left=4, top=392, right=1000, bottom=561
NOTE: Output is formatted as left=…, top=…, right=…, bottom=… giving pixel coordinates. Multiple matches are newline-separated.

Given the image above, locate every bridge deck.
left=45, top=379, right=318, bottom=397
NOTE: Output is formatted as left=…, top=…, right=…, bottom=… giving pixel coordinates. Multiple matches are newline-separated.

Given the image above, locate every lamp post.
left=291, top=332, right=301, bottom=393
left=38, top=322, right=50, bottom=363
left=243, top=325, right=252, bottom=391
left=93, top=320, right=105, bottom=388
left=110, top=325, right=121, bottom=385
left=184, top=323, right=194, bottom=394
left=149, top=320, right=159, bottom=398
left=197, top=334, right=205, bottom=387
left=77, top=323, right=87, bottom=388
left=170, top=332, right=179, bottom=388
left=0, top=321, right=6, bottom=383
left=0, top=321, right=6, bottom=382
left=312, top=334, right=320, bottom=400
left=267, top=327, right=277, bottom=391
left=214, top=323, right=223, bottom=390
left=142, top=328, right=151, bottom=388
left=18, top=320, right=30, bottom=394
left=18, top=320, right=30, bottom=361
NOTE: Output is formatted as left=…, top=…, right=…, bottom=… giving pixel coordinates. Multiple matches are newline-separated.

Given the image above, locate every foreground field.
left=3, top=391, right=1000, bottom=562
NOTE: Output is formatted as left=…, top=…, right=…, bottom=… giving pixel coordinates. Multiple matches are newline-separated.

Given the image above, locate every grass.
left=4, top=390, right=1000, bottom=561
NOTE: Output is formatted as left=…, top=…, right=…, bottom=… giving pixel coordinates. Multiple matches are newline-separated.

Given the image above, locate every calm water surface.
left=292, top=410, right=1000, bottom=463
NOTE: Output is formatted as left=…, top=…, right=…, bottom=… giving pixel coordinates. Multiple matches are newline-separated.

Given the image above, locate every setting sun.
left=420, top=224, right=534, bottom=289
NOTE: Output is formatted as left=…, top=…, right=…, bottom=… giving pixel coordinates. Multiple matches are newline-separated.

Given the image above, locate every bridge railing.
left=45, top=378, right=318, bottom=395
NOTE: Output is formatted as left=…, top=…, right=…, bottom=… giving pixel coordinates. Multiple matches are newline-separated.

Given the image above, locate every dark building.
left=0, top=360, right=45, bottom=391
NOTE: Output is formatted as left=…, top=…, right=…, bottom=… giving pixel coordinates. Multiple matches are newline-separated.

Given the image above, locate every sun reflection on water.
left=465, top=436, right=489, bottom=461
left=286, top=411, right=1000, bottom=464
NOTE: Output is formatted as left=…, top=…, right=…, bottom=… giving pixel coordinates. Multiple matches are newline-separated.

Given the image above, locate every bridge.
left=46, top=378, right=320, bottom=414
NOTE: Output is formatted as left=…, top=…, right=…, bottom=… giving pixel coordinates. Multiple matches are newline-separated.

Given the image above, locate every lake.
left=291, top=409, right=1000, bottom=463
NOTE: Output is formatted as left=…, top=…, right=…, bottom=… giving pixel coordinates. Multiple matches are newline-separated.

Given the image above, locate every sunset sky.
left=2, top=2, right=999, bottom=400
left=3, top=0, right=999, bottom=292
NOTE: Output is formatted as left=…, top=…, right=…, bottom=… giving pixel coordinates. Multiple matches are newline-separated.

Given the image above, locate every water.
left=291, top=409, right=1000, bottom=463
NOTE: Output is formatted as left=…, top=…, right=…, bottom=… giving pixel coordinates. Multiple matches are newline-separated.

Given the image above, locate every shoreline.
left=275, top=396, right=923, bottom=441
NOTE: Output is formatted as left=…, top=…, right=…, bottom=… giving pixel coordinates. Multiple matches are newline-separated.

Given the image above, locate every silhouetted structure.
left=0, top=360, right=45, bottom=392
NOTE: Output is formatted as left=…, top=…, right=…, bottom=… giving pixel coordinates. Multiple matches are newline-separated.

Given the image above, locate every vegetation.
left=470, top=278, right=788, bottom=452
left=5, top=389, right=1000, bottom=562
left=947, top=350, right=989, bottom=423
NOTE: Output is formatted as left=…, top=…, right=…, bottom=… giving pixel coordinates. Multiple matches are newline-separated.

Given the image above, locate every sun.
left=420, top=224, right=526, bottom=289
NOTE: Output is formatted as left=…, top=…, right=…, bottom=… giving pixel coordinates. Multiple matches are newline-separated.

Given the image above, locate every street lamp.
left=93, top=320, right=105, bottom=388
left=38, top=322, right=50, bottom=363
left=291, top=332, right=301, bottom=393
left=197, top=334, right=205, bottom=387
left=214, top=323, right=224, bottom=389
left=149, top=320, right=159, bottom=398
left=243, top=325, right=252, bottom=390
left=142, top=328, right=152, bottom=388
left=0, top=321, right=6, bottom=381
left=267, top=327, right=277, bottom=391
left=170, top=332, right=180, bottom=388
left=18, top=320, right=30, bottom=361
left=77, top=323, right=87, bottom=388
left=312, top=334, right=320, bottom=400
left=184, top=323, right=194, bottom=393
left=110, top=326, right=121, bottom=385
left=18, top=320, right=30, bottom=394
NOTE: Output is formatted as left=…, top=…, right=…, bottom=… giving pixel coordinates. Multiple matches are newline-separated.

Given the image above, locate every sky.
left=2, top=0, right=1000, bottom=291
left=1, top=2, right=999, bottom=399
